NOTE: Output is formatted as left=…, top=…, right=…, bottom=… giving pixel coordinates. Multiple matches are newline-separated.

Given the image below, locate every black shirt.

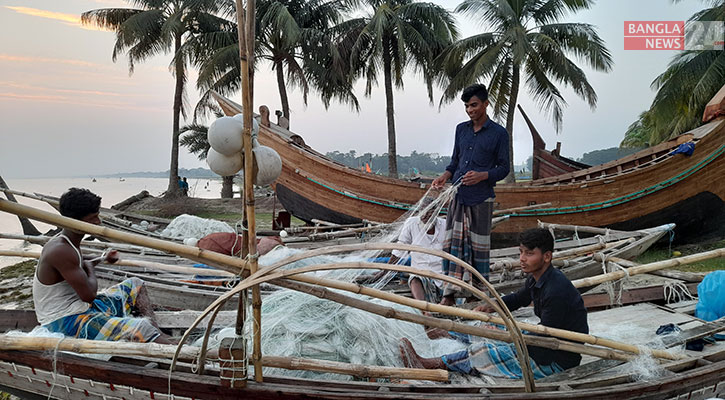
left=501, top=265, right=589, bottom=370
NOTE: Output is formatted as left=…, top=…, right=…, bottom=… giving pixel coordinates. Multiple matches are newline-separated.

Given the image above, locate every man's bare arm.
left=51, top=246, right=98, bottom=303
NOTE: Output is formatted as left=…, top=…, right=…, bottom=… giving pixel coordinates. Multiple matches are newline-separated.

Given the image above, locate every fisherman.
left=431, top=83, right=510, bottom=306
left=32, top=187, right=173, bottom=343
left=399, top=228, right=588, bottom=379
left=389, top=198, right=446, bottom=303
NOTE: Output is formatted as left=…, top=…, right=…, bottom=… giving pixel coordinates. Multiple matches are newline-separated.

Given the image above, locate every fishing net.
left=160, top=214, right=234, bottom=240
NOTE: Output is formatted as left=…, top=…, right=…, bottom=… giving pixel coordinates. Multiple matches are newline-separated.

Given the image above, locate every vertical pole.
left=235, top=0, right=263, bottom=383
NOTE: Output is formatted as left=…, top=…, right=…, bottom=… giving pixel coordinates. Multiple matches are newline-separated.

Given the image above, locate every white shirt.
left=392, top=216, right=446, bottom=287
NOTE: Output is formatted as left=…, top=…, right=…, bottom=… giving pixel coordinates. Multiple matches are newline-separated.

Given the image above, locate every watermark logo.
left=624, top=21, right=724, bottom=50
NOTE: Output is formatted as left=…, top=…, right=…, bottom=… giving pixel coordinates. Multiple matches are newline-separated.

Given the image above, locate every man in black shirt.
left=400, top=228, right=588, bottom=378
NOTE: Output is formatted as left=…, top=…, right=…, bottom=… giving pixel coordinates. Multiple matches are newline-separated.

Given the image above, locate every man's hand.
left=431, top=171, right=451, bottom=189
left=474, top=304, right=495, bottom=313
left=105, top=250, right=119, bottom=264
left=461, top=170, right=488, bottom=186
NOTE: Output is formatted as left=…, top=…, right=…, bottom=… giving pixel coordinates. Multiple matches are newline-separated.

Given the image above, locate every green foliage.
left=635, top=239, right=725, bottom=273
left=340, top=0, right=458, bottom=176
left=188, top=0, right=359, bottom=121
left=622, top=0, right=725, bottom=147
left=325, top=150, right=451, bottom=175
left=577, top=146, right=645, bottom=166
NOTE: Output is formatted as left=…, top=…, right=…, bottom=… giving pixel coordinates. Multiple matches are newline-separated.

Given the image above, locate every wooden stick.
left=235, top=0, right=262, bottom=383
left=0, top=198, right=247, bottom=275
left=273, top=278, right=638, bottom=363
left=575, top=248, right=725, bottom=288
left=0, top=233, right=169, bottom=256
left=279, top=267, right=681, bottom=361
left=538, top=222, right=631, bottom=236
left=0, top=250, right=235, bottom=277
left=0, top=335, right=446, bottom=381
left=493, top=202, right=552, bottom=216
left=490, top=237, right=635, bottom=271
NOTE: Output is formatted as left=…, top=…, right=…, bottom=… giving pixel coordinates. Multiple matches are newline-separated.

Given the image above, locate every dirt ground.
left=116, top=190, right=283, bottom=218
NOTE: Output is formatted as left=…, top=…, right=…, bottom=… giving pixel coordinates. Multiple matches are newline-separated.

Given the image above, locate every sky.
left=0, top=0, right=709, bottom=178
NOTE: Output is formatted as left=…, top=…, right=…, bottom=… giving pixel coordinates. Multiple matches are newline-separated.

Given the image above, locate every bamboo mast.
left=235, top=0, right=263, bottom=383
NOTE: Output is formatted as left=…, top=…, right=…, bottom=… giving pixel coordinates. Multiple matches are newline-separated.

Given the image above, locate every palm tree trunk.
left=504, top=64, right=520, bottom=184
left=221, top=176, right=234, bottom=198
left=166, top=31, right=184, bottom=198
left=276, top=61, right=291, bottom=127
left=382, top=38, right=398, bottom=178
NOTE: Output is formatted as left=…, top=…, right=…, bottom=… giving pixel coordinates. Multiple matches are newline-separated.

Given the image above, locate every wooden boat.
left=1, top=302, right=724, bottom=399
left=213, top=85, right=725, bottom=243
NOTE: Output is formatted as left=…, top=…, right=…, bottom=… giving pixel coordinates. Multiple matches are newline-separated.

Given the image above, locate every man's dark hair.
left=59, top=188, right=101, bottom=220
left=518, top=228, right=554, bottom=254
left=461, top=84, right=489, bottom=103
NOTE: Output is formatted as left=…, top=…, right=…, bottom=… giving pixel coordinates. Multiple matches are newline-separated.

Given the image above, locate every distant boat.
left=119, top=178, right=125, bottom=182
left=92, top=178, right=97, bottom=183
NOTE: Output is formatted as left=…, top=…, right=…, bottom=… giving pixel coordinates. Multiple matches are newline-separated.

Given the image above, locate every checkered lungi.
left=442, top=342, right=563, bottom=379
left=44, top=277, right=160, bottom=342
left=441, top=197, right=494, bottom=297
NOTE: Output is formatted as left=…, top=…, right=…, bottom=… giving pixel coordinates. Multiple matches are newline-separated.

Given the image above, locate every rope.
left=508, top=144, right=725, bottom=217
left=664, top=281, right=697, bottom=304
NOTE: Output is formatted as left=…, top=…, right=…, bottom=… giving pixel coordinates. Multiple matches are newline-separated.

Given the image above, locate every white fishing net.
left=160, top=214, right=234, bottom=240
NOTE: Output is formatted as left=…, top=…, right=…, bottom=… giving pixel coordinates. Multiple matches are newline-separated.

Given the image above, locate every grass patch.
left=635, top=240, right=725, bottom=273
left=0, top=260, right=36, bottom=280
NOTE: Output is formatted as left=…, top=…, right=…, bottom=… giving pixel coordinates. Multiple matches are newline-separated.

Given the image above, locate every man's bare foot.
left=399, top=338, right=445, bottom=369
left=425, top=327, right=451, bottom=340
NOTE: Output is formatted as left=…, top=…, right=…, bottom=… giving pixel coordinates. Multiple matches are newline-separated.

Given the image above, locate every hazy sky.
left=0, top=0, right=707, bottom=178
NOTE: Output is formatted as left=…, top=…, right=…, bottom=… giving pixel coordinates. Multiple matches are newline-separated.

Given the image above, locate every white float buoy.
left=208, top=116, right=244, bottom=156
left=207, top=148, right=243, bottom=176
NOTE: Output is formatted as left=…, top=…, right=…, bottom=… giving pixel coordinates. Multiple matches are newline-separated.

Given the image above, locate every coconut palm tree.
left=82, top=0, right=223, bottom=197
left=439, top=0, right=613, bottom=182
left=189, top=0, right=359, bottom=125
left=179, top=122, right=236, bottom=198
left=342, top=0, right=458, bottom=178
left=622, top=0, right=725, bottom=147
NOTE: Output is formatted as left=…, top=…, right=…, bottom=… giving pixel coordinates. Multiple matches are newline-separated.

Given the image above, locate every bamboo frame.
left=0, top=335, right=446, bottom=381
left=574, top=248, right=725, bottom=288
left=0, top=199, right=248, bottom=275
left=234, top=0, right=262, bottom=383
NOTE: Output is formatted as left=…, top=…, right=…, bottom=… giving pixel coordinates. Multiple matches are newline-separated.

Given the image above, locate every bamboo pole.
left=493, top=202, right=552, bottom=216
left=490, top=237, right=634, bottom=271
left=0, top=198, right=248, bottom=275
left=235, top=0, right=262, bottom=383
left=0, top=335, right=447, bottom=381
left=173, top=247, right=537, bottom=392
left=0, top=250, right=235, bottom=277
left=273, top=278, right=639, bottom=362
left=0, top=233, right=170, bottom=256
left=538, top=222, right=630, bottom=236
left=574, top=248, right=725, bottom=288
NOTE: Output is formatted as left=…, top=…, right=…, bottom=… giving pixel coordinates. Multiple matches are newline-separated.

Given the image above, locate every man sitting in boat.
left=399, top=228, right=588, bottom=379
left=431, top=83, right=509, bottom=306
left=32, top=187, right=173, bottom=344
left=389, top=198, right=446, bottom=303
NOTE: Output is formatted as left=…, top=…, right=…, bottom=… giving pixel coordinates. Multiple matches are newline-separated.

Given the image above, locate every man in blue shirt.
left=399, top=228, right=589, bottom=379
left=432, top=83, right=509, bottom=306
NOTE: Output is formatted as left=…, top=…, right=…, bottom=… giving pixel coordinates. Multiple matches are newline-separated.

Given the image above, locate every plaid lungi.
left=441, top=197, right=494, bottom=296
left=442, top=342, right=563, bottom=379
left=44, top=277, right=160, bottom=342
left=407, top=275, right=442, bottom=303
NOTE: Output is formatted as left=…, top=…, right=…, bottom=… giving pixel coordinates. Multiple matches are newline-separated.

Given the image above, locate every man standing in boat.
left=400, top=228, right=589, bottom=379
left=32, top=187, right=173, bottom=343
left=431, top=83, right=510, bottom=305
